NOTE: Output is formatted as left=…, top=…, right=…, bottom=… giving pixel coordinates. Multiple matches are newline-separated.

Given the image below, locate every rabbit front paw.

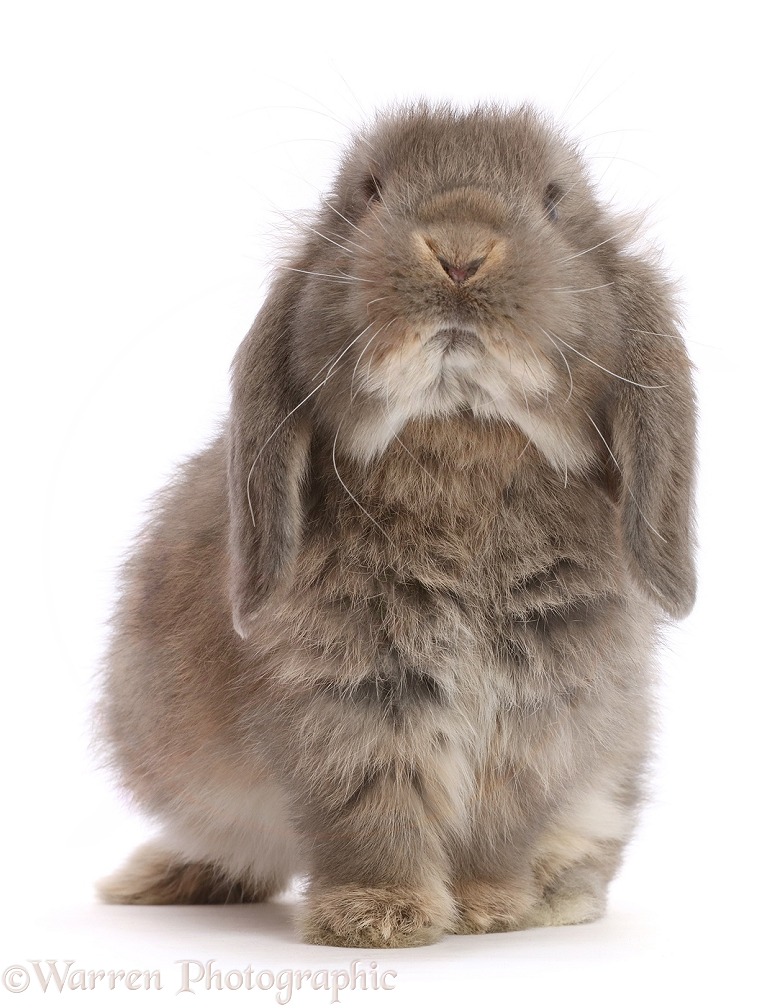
left=450, top=877, right=539, bottom=934
left=302, top=883, right=455, bottom=948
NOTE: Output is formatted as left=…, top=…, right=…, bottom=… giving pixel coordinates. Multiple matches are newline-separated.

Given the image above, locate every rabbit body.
left=98, top=104, right=696, bottom=947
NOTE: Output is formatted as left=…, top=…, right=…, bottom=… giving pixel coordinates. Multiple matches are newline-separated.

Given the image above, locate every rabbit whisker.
left=490, top=333, right=573, bottom=492
left=324, top=322, right=378, bottom=383
left=270, top=203, right=367, bottom=256
left=548, top=179, right=580, bottom=215
left=582, top=128, right=647, bottom=142
left=363, top=345, right=379, bottom=392
left=629, top=328, right=684, bottom=340
left=393, top=433, right=446, bottom=494
left=367, top=194, right=391, bottom=236
left=332, top=420, right=391, bottom=542
left=251, top=102, right=360, bottom=139
left=554, top=231, right=629, bottom=264
left=538, top=327, right=575, bottom=404
left=628, top=327, right=714, bottom=350
left=588, top=154, right=656, bottom=172
left=560, top=60, right=607, bottom=120
left=503, top=333, right=535, bottom=418
left=253, top=138, right=342, bottom=157
left=382, top=399, right=445, bottom=494
left=585, top=413, right=666, bottom=542
left=545, top=330, right=668, bottom=390
left=334, top=68, right=369, bottom=119
left=477, top=334, right=539, bottom=464
left=246, top=323, right=375, bottom=526
left=278, top=266, right=367, bottom=283
left=526, top=339, right=551, bottom=411
left=245, top=363, right=343, bottom=527
left=350, top=318, right=397, bottom=400
left=310, top=322, right=377, bottom=383
left=266, top=201, right=367, bottom=256
left=476, top=333, right=525, bottom=415
left=350, top=332, right=380, bottom=401
left=545, top=282, right=615, bottom=294
left=569, top=80, right=625, bottom=133
left=273, top=81, right=360, bottom=132
left=322, top=199, right=373, bottom=241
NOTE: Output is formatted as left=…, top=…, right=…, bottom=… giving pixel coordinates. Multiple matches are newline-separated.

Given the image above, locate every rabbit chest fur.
left=97, top=103, right=696, bottom=947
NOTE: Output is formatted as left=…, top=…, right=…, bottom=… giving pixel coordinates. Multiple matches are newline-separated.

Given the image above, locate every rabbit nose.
left=438, top=256, right=485, bottom=284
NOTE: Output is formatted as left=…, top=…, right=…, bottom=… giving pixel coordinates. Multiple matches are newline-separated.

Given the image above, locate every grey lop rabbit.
left=97, top=102, right=696, bottom=947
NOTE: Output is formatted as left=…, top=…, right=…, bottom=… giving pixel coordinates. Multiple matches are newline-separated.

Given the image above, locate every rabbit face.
left=228, top=103, right=696, bottom=638
left=287, top=107, right=624, bottom=471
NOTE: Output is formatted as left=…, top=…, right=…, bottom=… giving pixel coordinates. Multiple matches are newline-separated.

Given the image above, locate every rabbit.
left=95, top=101, right=697, bottom=948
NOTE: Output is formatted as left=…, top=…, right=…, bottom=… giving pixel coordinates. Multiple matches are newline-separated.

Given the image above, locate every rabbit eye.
left=544, top=183, right=562, bottom=222
left=362, top=174, right=382, bottom=205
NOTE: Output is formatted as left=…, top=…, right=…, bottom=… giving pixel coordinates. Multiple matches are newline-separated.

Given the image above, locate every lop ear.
left=607, top=261, right=698, bottom=619
left=227, top=272, right=311, bottom=639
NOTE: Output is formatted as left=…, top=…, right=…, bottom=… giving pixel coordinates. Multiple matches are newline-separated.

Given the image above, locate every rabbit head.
left=228, top=103, right=696, bottom=638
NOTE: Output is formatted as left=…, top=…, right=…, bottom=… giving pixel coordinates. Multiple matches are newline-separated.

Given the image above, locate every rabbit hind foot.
left=96, top=840, right=283, bottom=906
left=521, top=884, right=606, bottom=928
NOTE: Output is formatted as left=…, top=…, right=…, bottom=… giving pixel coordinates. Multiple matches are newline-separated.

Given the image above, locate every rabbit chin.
left=340, top=325, right=593, bottom=474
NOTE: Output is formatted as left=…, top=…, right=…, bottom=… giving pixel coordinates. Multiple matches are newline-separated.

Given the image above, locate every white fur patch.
left=532, top=786, right=633, bottom=881
left=349, top=325, right=593, bottom=473
left=364, top=325, right=557, bottom=421
left=163, top=777, right=303, bottom=888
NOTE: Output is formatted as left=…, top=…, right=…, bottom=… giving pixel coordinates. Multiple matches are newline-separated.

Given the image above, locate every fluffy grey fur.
left=96, top=103, right=697, bottom=947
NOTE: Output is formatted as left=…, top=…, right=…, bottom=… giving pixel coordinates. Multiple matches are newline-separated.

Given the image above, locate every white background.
left=1, top=1, right=777, bottom=1004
